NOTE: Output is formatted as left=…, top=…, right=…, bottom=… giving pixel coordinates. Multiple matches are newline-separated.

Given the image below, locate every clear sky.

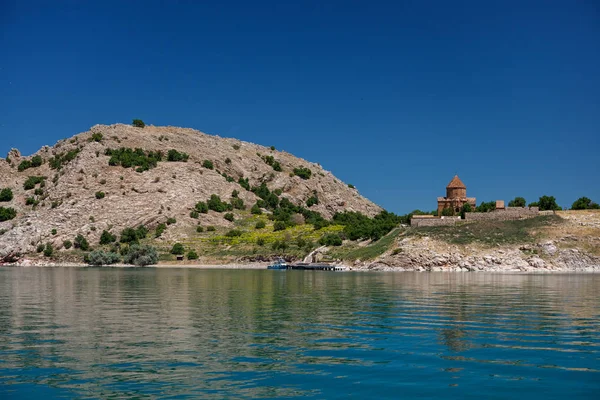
left=1, top=0, right=599, bottom=213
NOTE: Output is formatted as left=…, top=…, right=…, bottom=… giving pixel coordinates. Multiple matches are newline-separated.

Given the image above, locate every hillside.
left=0, top=123, right=381, bottom=261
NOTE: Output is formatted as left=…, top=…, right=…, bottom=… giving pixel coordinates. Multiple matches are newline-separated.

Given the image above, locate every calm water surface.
left=0, top=268, right=598, bottom=399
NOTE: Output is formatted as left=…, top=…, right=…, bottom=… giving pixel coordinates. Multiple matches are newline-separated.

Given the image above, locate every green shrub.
left=273, top=221, right=286, bottom=231
left=74, top=234, right=90, bottom=251
left=293, top=167, right=312, bottom=180
left=272, top=161, right=282, bottom=172
left=441, top=207, right=454, bottom=216
left=99, top=230, right=117, bottom=245
left=332, top=210, right=401, bottom=241
left=251, top=203, right=262, bottom=215
left=224, top=212, right=235, bottom=222
left=195, top=201, right=209, bottom=213
left=319, top=233, right=343, bottom=246
left=255, top=220, right=266, bottom=229
left=206, top=226, right=216, bottom=232
left=124, top=244, right=158, bottom=266
left=119, top=226, right=147, bottom=244
left=196, top=226, right=204, bottom=233
left=475, top=201, right=496, bottom=213
left=155, top=223, right=166, bottom=237
left=208, top=194, right=231, bottom=212
left=18, top=160, right=31, bottom=171
left=190, top=210, right=199, bottom=219
left=36, top=244, right=44, bottom=253
left=257, top=237, right=265, bottom=246
left=105, top=148, right=163, bottom=172
left=132, top=119, right=145, bottom=128
left=306, top=196, right=319, bottom=207
left=348, top=184, right=355, bottom=189
left=171, top=243, right=185, bottom=255
left=460, top=203, right=472, bottom=219
left=18, top=155, right=43, bottom=171
left=232, top=144, right=240, bottom=150
left=166, top=217, right=176, bottom=225
left=43, top=243, right=54, bottom=257
left=167, top=149, right=189, bottom=162
left=202, top=160, right=214, bottom=170
left=225, top=229, right=242, bottom=237
left=51, top=229, right=57, bottom=235
left=87, top=250, right=121, bottom=266
left=187, top=250, right=199, bottom=260
left=238, top=177, right=250, bottom=191
left=230, top=197, right=245, bottom=210
left=49, top=149, right=80, bottom=170
left=270, top=146, right=276, bottom=151
left=95, top=191, right=105, bottom=199
left=90, top=132, right=103, bottom=142
left=25, top=197, right=38, bottom=206
left=225, top=157, right=231, bottom=164
left=0, top=188, right=13, bottom=202
left=23, top=176, right=45, bottom=190
left=63, top=240, right=72, bottom=249
left=538, top=195, right=560, bottom=211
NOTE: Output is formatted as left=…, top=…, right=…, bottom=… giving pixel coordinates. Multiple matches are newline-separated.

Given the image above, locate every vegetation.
left=348, top=184, right=355, bottom=189
left=43, top=243, right=53, bottom=257
left=105, top=148, right=163, bottom=172
left=95, top=191, right=105, bottom=199
left=206, top=226, right=216, bottom=231
left=238, top=177, right=250, bottom=191
left=123, top=244, right=158, bottom=266
left=460, top=203, right=472, bottom=219
left=90, top=132, right=103, bottom=142
left=120, top=226, right=148, bottom=244
left=196, top=225, right=204, bottom=233
left=63, top=240, right=72, bottom=249
left=25, top=197, right=39, bottom=206
left=187, top=250, right=198, bottom=260
left=99, top=230, right=117, bottom=245
left=18, top=155, right=43, bottom=171
left=0, top=207, right=17, bottom=221
left=49, top=149, right=79, bottom=170
left=255, top=220, right=266, bottom=229
left=319, top=233, right=343, bottom=246
left=132, top=119, right=145, bottom=128
left=74, top=234, right=90, bottom=251
left=0, top=188, right=13, bottom=202
left=406, top=215, right=563, bottom=246
left=195, top=201, right=209, bottom=213
left=571, top=197, right=600, bottom=210
left=23, top=176, right=46, bottom=190
left=202, top=160, right=214, bottom=170
left=306, top=195, right=318, bottom=207
left=155, top=223, right=166, bottom=237
left=332, top=211, right=401, bottom=241
left=224, top=212, right=235, bottom=222
left=207, top=194, right=232, bottom=212
left=251, top=203, right=262, bottom=215
left=167, top=149, right=189, bottom=162
left=508, top=197, right=526, bottom=207
left=87, top=250, right=121, bottom=266
left=230, top=197, right=245, bottom=210
left=475, top=201, right=496, bottom=213
left=166, top=217, right=176, bottom=225
left=171, top=243, right=185, bottom=255
left=293, top=167, right=312, bottom=180
left=225, top=229, right=243, bottom=237
left=330, top=228, right=402, bottom=261
left=190, top=210, right=199, bottom=219
left=537, top=195, right=561, bottom=211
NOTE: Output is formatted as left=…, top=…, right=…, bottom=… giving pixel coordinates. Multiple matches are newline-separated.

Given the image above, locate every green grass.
left=405, top=215, right=563, bottom=246
left=328, top=228, right=403, bottom=261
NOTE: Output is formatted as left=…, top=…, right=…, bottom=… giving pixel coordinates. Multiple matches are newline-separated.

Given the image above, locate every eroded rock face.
left=0, top=124, right=382, bottom=258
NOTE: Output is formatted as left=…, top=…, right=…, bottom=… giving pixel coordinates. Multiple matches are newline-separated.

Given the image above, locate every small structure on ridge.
left=437, top=175, right=477, bottom=216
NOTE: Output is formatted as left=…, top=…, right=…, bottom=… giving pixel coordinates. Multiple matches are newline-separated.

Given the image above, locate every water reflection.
left=0, top=268, right=599, bottom=399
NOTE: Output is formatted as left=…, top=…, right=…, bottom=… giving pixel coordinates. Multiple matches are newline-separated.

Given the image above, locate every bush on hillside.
left=293, top=167, right=312, bottom=180
left=538, top=195, right=561, bottom=211
left=251, top=203, right=262, bottom=215
left=123, top=244, right=158, bottom=266
left=508, top=197, right=526, bottom=207
left=195, top=201, right=209, bottom=213
left=105, top=148, right=163, bottom=172
left=187, top=250, right=198, bottom=260
left=99, top=230, right=117, bottom=245
left=171, top=243, right=185, bottom=255
left=207, top=194, right=232, bottom=212
left=23, top=176, right=45, bottom=190
left=0, top=188, right=13, bottom=202
left=132, top=119, right=145, bottom=128
left=167, top=149, right=189, bottom=162
left=202, top=160, right=214, bottom=170
left=319, top=233, right=343, bottom=247
left=63, top=240, right=73, bottom=249
left=332, top=211, right=401, bottom=241
left=224, top=212, right=235, bottom=222
left=255, top=220, right=266, bottom=229
left=74, top=234, right=90, bottom=251
left=49, top=149, right=79, bottom=170
left=87, top=250, right=121, bottom=266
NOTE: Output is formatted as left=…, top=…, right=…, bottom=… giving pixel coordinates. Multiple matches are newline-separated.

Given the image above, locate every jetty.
left=286, top=263, right=349, bottom=271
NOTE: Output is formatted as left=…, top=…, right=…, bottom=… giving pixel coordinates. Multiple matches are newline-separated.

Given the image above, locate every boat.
left=267, top=257, right=288, bottom=270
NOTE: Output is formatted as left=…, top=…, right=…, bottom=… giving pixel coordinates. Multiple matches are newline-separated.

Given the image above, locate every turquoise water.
left=0, top=268, right=598, bottom=399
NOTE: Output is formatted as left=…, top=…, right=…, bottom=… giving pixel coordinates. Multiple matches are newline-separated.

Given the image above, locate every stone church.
left=437, top=175, right=477, bottom=215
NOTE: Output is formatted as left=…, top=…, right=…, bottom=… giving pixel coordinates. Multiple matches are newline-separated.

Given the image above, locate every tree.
left=537, top=195, right=560, bottom=211
left=43, top=243, right=53, bottom=257
left=74, top=234, right=90, bottom=250
left=273, top=221, right=286, bottom=231
left=293, top=167, right=312, bottom=180
left=460, top=203, right=472, bottom=219
left=132, top=119, right=145, bottom=128
left=187, top=250, right=198, bottom=260
left=251, top=203, right=262, bottom=215
left=171, top=243, right=185, bottom=255
left=123, top=244, right=158, bottom=266
left=571, top=197, right=600, bottom=210
left=99, top=230, right=117, bottom=245
left=441, top=207, right=454, bottom=216
left=508, top=197, right=526, bottom=207
left=0, top=188, right=14, bottom=202
left=195, top=201, right=209, bottom=213
left=475, top=201, right=496, bottom=213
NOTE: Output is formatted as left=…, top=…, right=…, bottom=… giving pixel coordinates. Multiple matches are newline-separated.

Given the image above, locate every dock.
left=286, top=263, right=349, bottom=271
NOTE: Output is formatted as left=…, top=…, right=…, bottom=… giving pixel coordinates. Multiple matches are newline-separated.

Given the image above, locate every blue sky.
left=1, top=0, right=599, bottom=213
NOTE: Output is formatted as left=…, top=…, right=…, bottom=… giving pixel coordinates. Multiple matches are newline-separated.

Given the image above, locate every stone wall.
left=465, top=207, right=540, bottom=221
left=411, top=216, right=461, bottom=227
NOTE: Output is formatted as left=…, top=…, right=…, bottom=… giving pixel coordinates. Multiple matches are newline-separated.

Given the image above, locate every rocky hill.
left=0, top=123, right=381, bottom=260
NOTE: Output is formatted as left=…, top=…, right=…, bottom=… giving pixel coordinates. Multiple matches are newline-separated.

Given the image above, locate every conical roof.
left=446, top=175, right=466, bottom=189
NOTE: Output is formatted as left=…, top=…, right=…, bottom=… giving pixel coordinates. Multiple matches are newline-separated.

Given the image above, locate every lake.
left=0, top=267, right=598, bottom=399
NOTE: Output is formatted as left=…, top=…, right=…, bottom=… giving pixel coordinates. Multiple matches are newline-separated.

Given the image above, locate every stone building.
left=437, top=175, right=477, bottom=215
